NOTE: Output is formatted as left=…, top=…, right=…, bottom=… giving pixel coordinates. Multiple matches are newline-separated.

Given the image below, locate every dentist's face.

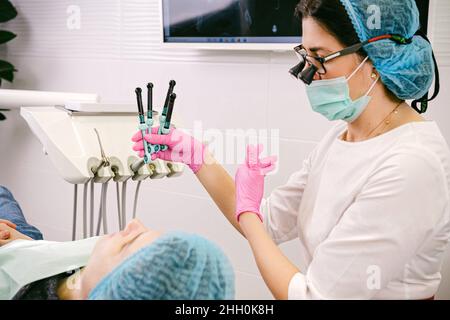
left=301, top=17, right=375, bottom=101
left=79, top=219, right=162, bottom=299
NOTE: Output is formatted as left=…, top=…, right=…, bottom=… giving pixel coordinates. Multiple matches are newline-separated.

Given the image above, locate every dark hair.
left=295, top=0, right=367, bottom=58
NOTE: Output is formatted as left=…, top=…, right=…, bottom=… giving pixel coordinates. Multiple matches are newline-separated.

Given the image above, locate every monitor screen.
left=161, top=0, right=429, bottom=48
left=162, top=0, right=302, bottom=44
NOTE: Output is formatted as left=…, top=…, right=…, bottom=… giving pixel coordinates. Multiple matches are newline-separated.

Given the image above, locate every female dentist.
left=133, top=0, right=450, bottom=299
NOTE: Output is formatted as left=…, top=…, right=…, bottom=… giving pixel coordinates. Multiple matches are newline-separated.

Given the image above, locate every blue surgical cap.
left=339, top=0, right=434, bottom=100
left=88, top=231, right=235, bottom=300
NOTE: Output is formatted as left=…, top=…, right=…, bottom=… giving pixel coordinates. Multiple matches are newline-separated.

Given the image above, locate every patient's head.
left=85, top=225, right=235, bottom=300
left=79, top=219, right=162, bottom=299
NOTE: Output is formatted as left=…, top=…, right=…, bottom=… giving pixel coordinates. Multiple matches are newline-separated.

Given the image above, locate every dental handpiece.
left=162, top=80, right=176, bottom=119
left=159, top=80, right=176, bottom=151
left=147, top=83, right=154, bottom=125
left=164, top=93, right=176, bottom=131
left=146, top=83, right=160, bottom=154
left=135, top=87, right=151, bottom=164
left=159, top=93, right=176, bottom=153
left=136, top=87, right=144, bottom=117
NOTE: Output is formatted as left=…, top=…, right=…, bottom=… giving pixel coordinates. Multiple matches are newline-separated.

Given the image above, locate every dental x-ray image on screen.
left=162, top=0, right=302, bottom=44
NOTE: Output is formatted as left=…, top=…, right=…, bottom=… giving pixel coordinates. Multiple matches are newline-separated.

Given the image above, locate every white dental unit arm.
left=15, top=89, right=184, bottom=184
left=20, top=106, right=184, bottom=184
left=0, top=88, right=185, bottom=239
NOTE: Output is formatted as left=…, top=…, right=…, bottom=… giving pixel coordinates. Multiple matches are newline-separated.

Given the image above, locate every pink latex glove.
left=132, top=126, right=206, bottom=174
left=235, top=144, right=278, bottom=223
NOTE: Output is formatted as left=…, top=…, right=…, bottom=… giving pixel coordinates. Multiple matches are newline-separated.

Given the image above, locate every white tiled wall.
left=0, top=0, right=449, bottom=300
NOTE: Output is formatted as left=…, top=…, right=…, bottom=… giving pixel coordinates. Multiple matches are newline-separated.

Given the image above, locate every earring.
left=371, top=72, right=378, bottom=79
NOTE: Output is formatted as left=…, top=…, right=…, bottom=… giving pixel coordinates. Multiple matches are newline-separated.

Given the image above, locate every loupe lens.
left=299, top=64, right=318, bottom=85
left=289, top=61, right=305, bottom=79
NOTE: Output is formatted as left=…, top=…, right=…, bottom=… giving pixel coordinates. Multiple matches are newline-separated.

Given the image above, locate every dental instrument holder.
left=158, top=80, right=176, bottom=151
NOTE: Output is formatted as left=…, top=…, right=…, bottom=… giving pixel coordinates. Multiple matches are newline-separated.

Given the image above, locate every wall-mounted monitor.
left=160, top=0, right=302, bottom=50
left=160, top=0, right=430, bottom=51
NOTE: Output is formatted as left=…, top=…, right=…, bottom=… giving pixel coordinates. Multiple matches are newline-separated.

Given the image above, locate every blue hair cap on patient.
left=339, top=0, right=434, bottom=100
left=88, top=231, right=235, bottom=300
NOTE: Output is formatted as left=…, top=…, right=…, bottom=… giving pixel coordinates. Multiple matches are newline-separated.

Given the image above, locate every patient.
left=0, top=186, right=235, bottom=300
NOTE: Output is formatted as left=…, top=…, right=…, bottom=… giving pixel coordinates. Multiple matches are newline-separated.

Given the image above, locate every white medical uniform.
left=261, top=120, right=450, bottom=299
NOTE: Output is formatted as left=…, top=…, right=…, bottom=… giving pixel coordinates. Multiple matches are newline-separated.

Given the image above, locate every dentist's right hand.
left=132, top=126, right=206, bottom=174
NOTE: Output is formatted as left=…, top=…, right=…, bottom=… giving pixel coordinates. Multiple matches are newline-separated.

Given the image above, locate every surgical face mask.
left=305, top=56, right=379, bottom=123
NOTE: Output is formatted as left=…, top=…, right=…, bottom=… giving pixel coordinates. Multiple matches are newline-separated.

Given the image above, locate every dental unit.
left=13, top=84, right=184, bottom=241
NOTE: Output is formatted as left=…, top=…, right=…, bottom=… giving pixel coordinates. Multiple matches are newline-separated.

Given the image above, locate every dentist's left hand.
left=132, top=126, right=207, bottom=174
left=235, top=145, right=278, bottom=223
